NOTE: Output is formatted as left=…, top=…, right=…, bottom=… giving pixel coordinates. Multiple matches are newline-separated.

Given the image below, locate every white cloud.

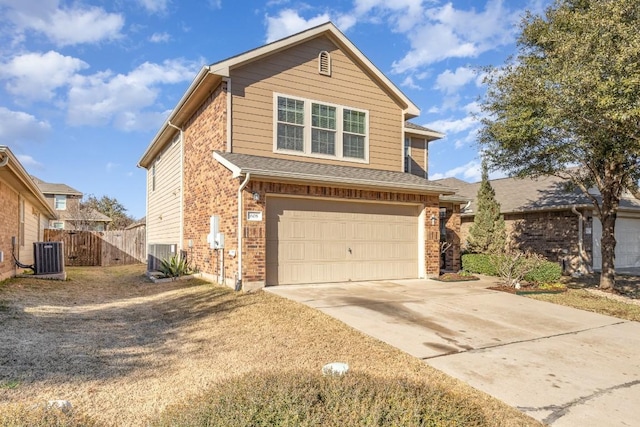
left=434, top=67, right=477, bottom=94
left=463, top=101, right=482, bottom=115
left=67, top=60, right=199, bottom=131
left=392, top=0, right=522, bottom=73
left=430, top=160, right=481, bottom=181
left=400, top=75, right=421, bottom=90
left=137, top=0, right=170, bottom=13
left=265, top=9, right=331, bottom=42
left=424, top=115, right=478, bottom=135
left=6, top=2, right=124, bottom=46
left=106, top=161, right=120, bottom=172
left=16, top=154, right=43, bottom=168
left=149, top=32, right=171, bottom=43
left=0, top=51, right=88, bottom=102
left=0, top=107, right=51, bottom=144
left=353, top=0, right=425, bottom=32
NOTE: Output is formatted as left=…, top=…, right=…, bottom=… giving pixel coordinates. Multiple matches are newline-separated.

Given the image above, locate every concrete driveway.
left=266, top=278, right=640, bottom=426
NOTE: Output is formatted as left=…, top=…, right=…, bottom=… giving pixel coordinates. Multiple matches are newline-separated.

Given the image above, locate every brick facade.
left=460, top=209, right=593, bottom=273
left=440, top=202, right=461, bottom=271
left=177, top=80, right=451, bottom=289
left=182, top=82, right=236, bottom=283
left=0, top=180, right=19, bottom=280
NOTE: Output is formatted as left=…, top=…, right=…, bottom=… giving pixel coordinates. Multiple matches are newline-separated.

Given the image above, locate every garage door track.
left=266, top=278, right=640, bottom=426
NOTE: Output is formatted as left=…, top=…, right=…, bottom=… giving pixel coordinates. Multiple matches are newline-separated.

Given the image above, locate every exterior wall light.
left=252, top=191, right=260, bottom=201
left=430, top=214, right=437, bottom=226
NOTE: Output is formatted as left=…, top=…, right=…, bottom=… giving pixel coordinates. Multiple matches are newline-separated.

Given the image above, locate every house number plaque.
left=247, top=211, right=263, bottom=221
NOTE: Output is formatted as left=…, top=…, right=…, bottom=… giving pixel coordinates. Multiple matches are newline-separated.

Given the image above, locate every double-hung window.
left=54, top=194, right=67, bottom=210
left=276, top=97, right=304, bottom=152
left=274, top=94, right=368, bottom=162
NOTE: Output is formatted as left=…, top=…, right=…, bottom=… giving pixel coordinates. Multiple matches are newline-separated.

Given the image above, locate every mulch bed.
left=433, top=273, right=480, bottom=282
left=488, top=285, right=567, bottom=295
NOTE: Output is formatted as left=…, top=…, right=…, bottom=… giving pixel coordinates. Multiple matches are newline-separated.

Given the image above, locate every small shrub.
left=461, top=253, right=498, bottom=276
left=152, top=370, right=487, bottom=427
left=525, top=260, right=562, bottom=284
left=159, top=254, right=192, bottom=278
left=491, top=250, right=545, bottom=287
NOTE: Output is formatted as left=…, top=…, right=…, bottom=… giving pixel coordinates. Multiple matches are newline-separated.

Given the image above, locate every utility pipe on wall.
left=236, top=173, right=251, bottom=291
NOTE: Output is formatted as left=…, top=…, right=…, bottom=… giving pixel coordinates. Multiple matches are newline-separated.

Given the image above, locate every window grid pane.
left=277, top=123, right=304, bottom=151
left=312, top=103, right=336, bottom=129
left=311, top=129, right=336, bottom=155
left=278, top=97, right=304, bottom=125
left=343, top=109, right=366, bottom=135
left=343, top=134, right=365, bottom=159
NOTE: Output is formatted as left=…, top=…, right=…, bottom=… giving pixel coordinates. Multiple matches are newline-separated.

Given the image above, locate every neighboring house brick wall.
left=231, top=36, right=405, bottom=172
left=460, top=210, right=592, bottom=272
left=182, top=83, right=232, bottom=279
left=0, top=180, right=19, bottom=280
left=147, top=134, right=183, bottom=246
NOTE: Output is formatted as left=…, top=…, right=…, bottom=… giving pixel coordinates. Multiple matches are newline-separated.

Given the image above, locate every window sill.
left=274, top=149, right=369, bottom=164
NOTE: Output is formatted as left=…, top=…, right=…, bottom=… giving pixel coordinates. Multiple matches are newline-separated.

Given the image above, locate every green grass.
left=527, top=289, right=640, bottom=321
left=152, top=370, right=487, bottom=427
left=0, top=380, right=20, bottom=390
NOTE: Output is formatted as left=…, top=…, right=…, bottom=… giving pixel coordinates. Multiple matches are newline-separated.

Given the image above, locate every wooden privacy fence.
left=44, top=227, right=146, bottom=267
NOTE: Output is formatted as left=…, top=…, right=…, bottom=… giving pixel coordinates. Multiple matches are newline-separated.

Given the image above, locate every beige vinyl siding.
left=231, top=36, right=404, bottom=171
left=147, top=136, right=182, bottom=245
left=408, top=136, right=428, bottom=178
left=20, top=199, right=42, bottom=265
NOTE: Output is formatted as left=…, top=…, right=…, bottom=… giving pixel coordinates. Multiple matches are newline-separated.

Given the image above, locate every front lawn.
left=0, top=265, right=539, bottom=426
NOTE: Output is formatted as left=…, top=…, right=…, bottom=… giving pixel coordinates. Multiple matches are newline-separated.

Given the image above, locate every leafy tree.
left=81, top=195, right=135, bottom=230
left=478, top=0, right=640, bottom=290
left=467, top=162, right=506, bottom=254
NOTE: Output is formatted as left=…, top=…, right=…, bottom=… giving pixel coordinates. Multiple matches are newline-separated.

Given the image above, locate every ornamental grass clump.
left=158, top=254, right=192, bottom=279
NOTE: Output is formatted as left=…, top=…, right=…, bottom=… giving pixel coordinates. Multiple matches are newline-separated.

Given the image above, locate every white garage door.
left=592, top=217, right=640, bottom=269
left=266, top=197, right=420, bottom=285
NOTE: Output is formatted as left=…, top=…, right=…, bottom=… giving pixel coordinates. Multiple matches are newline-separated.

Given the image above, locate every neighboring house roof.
left=0, top=147, right=57, bottom=219
left=436, top=175, right=640, bottom=215
left=125, top=216, right=146, bottom=229
left=138, top=22, right=423, bottom=169
left=31, top=176, right=83, bottom=197
left=404, top=121, right=444, bottom=139
left=58, top=209, right=112, bottom=223
left=214, top=152, right=456, bottom=196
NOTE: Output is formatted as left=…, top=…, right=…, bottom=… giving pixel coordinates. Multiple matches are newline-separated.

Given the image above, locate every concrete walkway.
left=266, top=277, right=640, bottom=426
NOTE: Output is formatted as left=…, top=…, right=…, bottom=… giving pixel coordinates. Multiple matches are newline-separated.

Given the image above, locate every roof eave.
left=138, top=67, right=223, bottom=169
left=0, top=147, right=57, bottom=219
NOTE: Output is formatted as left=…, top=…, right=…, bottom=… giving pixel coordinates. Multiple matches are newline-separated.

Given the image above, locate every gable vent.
left=318, top=51, right=331, bottom=76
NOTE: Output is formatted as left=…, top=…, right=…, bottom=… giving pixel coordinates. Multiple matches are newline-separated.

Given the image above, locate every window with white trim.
left=51, top=221, right=64, bottom=229
left=54, top=194, right=67, bottom=210
left=274, top=94, right=368, bottom=162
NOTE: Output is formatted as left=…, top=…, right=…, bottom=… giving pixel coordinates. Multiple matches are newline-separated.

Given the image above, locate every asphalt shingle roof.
left=216, top=152, right=456, bottom=195
left=435, top=175, right=640, bottom=215
left=31, top=176, right=82, bottom=196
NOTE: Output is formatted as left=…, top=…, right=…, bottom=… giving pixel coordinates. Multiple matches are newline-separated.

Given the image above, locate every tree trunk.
left=599, top=194, right=618, bottom=290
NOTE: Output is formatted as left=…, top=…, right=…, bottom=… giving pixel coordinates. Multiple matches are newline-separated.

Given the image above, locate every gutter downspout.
left=571, top=206, right=587, bottom=274
left=236, top=173, right=251, bottom=291
left=167, top=121, right=185, bottom=253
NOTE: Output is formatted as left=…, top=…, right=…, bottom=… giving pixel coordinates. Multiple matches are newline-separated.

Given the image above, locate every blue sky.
left=0, top=0, right=549, bottom=219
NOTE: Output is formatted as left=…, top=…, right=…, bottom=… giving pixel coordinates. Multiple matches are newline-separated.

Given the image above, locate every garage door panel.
left=266, top=197, right=420, bottom=285
left=592, top=217, right=640, bottom=269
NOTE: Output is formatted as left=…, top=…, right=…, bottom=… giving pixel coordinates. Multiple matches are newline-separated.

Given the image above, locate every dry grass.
left=527, top=289, right=640, bottom=321
left=0, top=265, right=540, bottom=426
